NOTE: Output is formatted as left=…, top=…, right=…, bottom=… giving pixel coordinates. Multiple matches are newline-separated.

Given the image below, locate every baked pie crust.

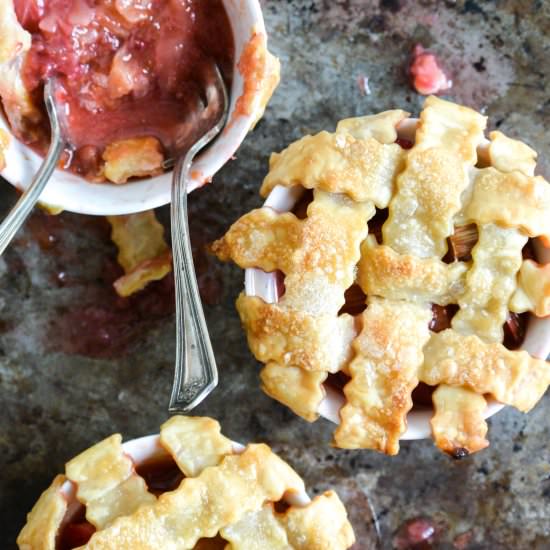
left=17, top=416, right=355, bottom=549
left=212, top=96, right=550, bottom=456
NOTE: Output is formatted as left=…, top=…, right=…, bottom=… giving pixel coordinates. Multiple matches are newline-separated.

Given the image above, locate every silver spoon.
left=0, top=79, right=66, bottom=254
left=168, top=63, right=229, bottom=412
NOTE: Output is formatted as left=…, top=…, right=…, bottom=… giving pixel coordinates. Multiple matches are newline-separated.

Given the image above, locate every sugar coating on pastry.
left=212, top=95, right=550, bottom=456
left=17, top=416, right=355, bottom=549
left=107, top=210, right=172, bottom=297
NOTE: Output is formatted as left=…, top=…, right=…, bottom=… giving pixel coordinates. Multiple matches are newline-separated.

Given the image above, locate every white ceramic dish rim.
left=58, top=433, right=312, bottom=526
left=244, top=117, right=550, bottom=440
left=0, top=0, right=268, bottom=216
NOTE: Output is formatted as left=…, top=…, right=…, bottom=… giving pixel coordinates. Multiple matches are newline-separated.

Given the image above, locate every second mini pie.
left=212, top=95, right=550, bottom=457
left=17, top=416, right=355, bottom=549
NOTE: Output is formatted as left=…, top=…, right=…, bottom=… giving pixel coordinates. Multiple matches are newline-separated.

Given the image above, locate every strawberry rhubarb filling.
left=11, top=0, right=234, bottom=180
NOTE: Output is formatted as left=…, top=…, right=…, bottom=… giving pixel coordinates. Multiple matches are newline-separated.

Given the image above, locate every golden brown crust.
left=107, top=211, right=171, bottom=297
left=420, top=329, right=550, bottom=412
left=383, top=97, right=485, bottom=258
left=334, top=298, right=432, bottom=455
left=65, top=434, right=155, bottom=529
left=16, top=475, right=67, bottom=550
left=260, top=131, right=405, bottom=206
left=233, top=32, right=280, bottom=128
left=465, top=169, right=550, bottom=241
left=82, top=444, right=306, bottom=549
left=213, top=96, right=550, bottom=456
left=160, top=416, right=233, bottom=477
left=20, top=417, right=354, bottom=549
left=510, top=260, right=550, bottom=317
left=237, top=294, right=356, bottom=373
left=357, top=235, right=467, bottom=305
left=0, top=129, right=9, bottom=171
left=431, top=385, right=489, bottom=456
left=0, top=1, right=31, bottom=64
left=335, top=109, right=410, bottom=144
left=102, top=137, right=164, bottom=184
left=260, top=363, right=327, bottom=422
left=451, top=223, right=527, bottom=343
left=280, top=491, right=356, bottom=550
left=488, top=130, right=537, bottom=177
left=221, top=491, right=355, bottom=550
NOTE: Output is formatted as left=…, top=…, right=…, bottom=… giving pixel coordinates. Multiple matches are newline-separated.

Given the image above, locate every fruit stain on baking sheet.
left=11, top=0, right=235, bottom=179
left=20, top=208, right=223, bottom=359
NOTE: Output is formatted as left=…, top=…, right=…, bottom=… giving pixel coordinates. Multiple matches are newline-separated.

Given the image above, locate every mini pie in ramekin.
left=17, top=416, right=355, bottom=549
left=212, top=96, right=550, bottom=457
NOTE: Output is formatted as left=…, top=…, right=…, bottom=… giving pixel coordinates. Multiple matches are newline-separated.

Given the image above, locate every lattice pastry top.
left=212, top=96, right=550, bottom=457
left=17, top=416, right=355, bottom=549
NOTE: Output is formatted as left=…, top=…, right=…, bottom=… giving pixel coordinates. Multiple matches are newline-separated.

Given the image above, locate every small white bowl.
left=0, top=0, right=273, bottom=216
left=58, top=433, right=312, bottom=525
left=245, top=119, right=550, bottom=440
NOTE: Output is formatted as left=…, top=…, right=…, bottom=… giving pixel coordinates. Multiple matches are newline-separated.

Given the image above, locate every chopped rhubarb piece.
left=409, top=44, right=452, bottom=96
left=368, top=208, right=389, bottom=245
left=448, top=224, right=478, bottom=262
left=339, top=284, right=367, bottom=316
left=503, top=312, right=528, bottom=350
left=411, top=382, right=435, bottom=407
left=429, top=304, right=458, bottom=333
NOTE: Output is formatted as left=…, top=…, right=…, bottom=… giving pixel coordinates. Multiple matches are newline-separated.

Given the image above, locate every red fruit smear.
left=409, top=44, right=452, bottom=96
left=13, top=0, right=234, bottom=178
left=393, top=517, right=440, bottom=550
left=57, top=506, right=96, bottom=550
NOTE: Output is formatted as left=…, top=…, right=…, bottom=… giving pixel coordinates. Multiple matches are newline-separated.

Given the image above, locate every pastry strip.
left=451, top=223, right=527, bottom=343
left=160, top=416, right=233, bottom=477
left=431, top=385, right=489, bottom=456
left=260, top=363, right=327, bottom=422
left=383, top=96, right=486, bottom=258
left=16, top=475, right=68, bottom=550
left=335, top=298, right=432, bottom=455
left=510, top=260, right=550, bottom=317
left=357, top=235, right=467, bottom=305
left=420, top=329, right=550, bottom=412
left=81, top=444, right=305, bottom=549
left=260, top=131, right=405, bottom=207
left=65, top=434, right=155, bottom=529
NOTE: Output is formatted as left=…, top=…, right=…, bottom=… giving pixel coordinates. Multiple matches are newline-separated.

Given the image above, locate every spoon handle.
left=0, top=81, right=63, bottom=255
left=168, top=149, right=218, bottom=412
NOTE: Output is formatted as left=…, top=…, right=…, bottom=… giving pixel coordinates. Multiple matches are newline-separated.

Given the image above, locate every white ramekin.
left=244, top=119, right=550, bottom=440
left=58, top=434, right=312, bottom=525
left=1, top=0, right=272, bottom=215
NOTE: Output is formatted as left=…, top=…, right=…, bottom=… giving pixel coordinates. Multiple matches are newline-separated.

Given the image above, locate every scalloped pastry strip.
left=383, top=96, right=486, bottom=258
left=335, top=109, right=410, bottom=144
left=334, top=298, right=432, bottom=455
left=260, top=363, right=327, bottom=422
left=431, top=385, right=489, bottom=456
left=420, top=329, right=550, bottom=412
left=488, top=130, right=537, bottom=177
left=510, top=260, right=550, bottom=317
left=357, top=235, right=468, bottom=305
left=465, top=169, right=550, bottom=241
left=16, top=475, right=68, bottom=550
left=160, top=416, right=233, bottom=477
left=65, top=434, right=155, bottom=529
left=107, top=211, right=172, bottom=297
left=236, top=294, right=356, bottom=373
left=81, top=444, right=306, bottom=549
left=260, top=131, right=405, bottom=206
left=451, top=223, right=527, bottom=343
left=213, top=190, right=373, bottom=316
left=222, top=491, right=354, bottom=550
left=0, top=0, right=31, bottom=64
